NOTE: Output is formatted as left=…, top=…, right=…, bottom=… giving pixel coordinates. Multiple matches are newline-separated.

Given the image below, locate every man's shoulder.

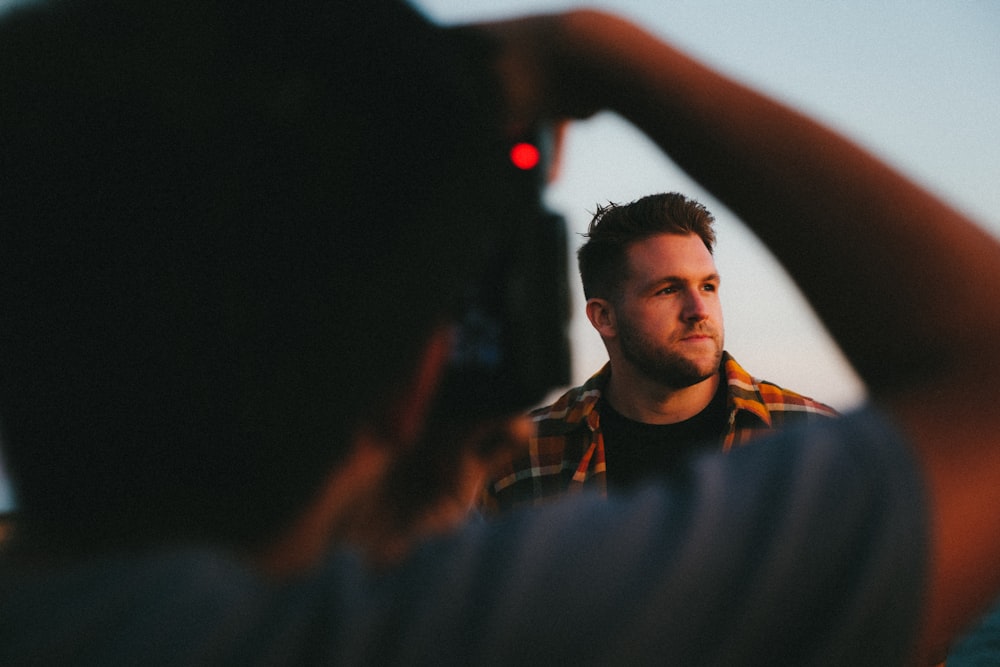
left=752, top=380, right=839, bottom=417
left=723, top=353, right=839, bottom=421
left=482, top=367, right=610, bottom=510
left=529, top=365, right=610, bottom=433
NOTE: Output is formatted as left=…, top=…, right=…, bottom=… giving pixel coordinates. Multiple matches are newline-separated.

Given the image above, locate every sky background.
left=0, top=1, right=997, bottom=512
left=414, top=0, right=1000, bottom=413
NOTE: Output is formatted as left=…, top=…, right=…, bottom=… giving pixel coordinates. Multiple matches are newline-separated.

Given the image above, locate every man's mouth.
left=680, top=328, right=715, bottom=342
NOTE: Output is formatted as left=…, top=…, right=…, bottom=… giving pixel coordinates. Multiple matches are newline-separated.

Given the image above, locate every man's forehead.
left=625, top=232, right=718, bottom=277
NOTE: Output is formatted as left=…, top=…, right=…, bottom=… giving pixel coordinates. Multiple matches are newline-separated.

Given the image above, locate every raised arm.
left=485, top=9, right=1000, bottom=660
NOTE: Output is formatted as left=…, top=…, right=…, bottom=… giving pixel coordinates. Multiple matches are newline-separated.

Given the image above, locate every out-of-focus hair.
left=0, top=0, right=517, bottom=551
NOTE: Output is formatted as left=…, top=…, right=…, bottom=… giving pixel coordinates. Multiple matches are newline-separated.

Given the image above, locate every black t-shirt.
left=601, top=379, right=728, bottom=491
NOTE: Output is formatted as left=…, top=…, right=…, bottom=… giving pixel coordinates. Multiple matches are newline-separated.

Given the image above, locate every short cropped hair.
left=0, top=0, right=518, bottom=551
left=577, top=193, right=717, bottom=300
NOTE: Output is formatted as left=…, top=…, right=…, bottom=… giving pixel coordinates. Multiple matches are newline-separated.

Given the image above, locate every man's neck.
left=603, top=366, right=721, bottom=425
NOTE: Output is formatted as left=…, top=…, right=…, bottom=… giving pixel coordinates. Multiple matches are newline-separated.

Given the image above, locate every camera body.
left=433, top=125, right=572, bottom=421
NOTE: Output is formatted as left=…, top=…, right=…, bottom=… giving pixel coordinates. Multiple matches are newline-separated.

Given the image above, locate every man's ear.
left=383, top=324, right=454, bottom=450
left=586, top=298, right=617, bottom=338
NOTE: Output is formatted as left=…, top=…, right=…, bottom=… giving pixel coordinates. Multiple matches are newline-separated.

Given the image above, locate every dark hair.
left=0, top=0, right=518, bottom=551
left=577, top=193, right=716, bottom=300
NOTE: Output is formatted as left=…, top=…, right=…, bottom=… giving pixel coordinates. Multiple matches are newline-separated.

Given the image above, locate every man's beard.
left=618, top=320, right=723, bottom=390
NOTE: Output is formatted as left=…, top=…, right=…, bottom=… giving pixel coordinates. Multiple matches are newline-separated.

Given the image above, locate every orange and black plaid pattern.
left=485, top=352, right=839, bottom=513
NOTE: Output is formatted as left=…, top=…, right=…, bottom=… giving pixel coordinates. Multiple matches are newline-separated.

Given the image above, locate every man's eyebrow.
left=647, top=272, right=721, bottom=289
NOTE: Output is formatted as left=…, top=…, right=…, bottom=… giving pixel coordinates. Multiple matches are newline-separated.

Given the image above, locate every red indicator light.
left=509, top=142, right=540, bottom=170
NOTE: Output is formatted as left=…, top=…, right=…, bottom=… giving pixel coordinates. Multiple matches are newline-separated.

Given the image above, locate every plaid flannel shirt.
left=485, top=352, right=839, bottom=512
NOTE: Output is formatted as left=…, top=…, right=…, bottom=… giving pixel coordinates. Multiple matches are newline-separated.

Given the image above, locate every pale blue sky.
left=414, top=0, right=1000, bottom=411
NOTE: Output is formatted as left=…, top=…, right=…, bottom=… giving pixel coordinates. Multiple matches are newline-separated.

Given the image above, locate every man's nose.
left=682, top=289, right=710, bottom=321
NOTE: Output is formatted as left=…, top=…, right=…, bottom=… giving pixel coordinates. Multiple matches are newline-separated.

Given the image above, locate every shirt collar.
left=545, top=352, right=773, bottom=429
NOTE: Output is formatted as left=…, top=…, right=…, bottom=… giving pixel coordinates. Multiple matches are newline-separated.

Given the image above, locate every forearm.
left=533, top=10, right=1000, bottom=660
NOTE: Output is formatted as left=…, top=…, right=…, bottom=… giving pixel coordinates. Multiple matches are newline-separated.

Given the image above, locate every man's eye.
left=702, top=283, right=718, bottom=292
left=657, top=286, right=677, bottom=295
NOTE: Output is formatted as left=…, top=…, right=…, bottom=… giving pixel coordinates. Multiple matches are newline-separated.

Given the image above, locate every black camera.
left=432, top=124, right=572, bottom=421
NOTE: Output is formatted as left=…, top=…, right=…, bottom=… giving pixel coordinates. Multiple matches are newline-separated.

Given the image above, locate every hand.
left=352, top=414, right=533, bottom=568
left=465, top=10, right=620, bottom=137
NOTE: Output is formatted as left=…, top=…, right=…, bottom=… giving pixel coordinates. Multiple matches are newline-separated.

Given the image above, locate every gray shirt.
left=0, top=409, right=927, bottom=665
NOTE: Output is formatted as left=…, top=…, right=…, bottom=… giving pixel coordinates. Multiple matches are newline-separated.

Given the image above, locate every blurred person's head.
left=0, top=0, right=565, bottom=562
